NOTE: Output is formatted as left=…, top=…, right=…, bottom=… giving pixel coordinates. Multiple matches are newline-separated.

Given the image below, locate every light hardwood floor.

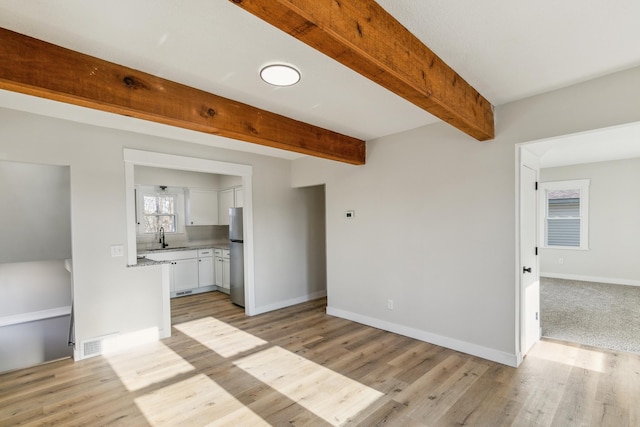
left=1, top=292, right=639, bottom=426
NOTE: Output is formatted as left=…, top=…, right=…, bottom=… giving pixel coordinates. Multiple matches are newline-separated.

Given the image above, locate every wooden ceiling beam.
left=229, top=0, right=495, bottom=141
left=0, top=28, right=365, bottom=165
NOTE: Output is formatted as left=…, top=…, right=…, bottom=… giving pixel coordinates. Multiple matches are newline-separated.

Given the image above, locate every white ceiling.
left=1, top=0, right=639, bottom=164
left=526, top=122, right=640, bottom=168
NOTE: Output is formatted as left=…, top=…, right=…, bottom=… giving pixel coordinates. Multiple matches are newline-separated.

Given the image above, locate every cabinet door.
left=222, top=258, right=231, bottom=290
left=198, top=257, right=214, bottom=287
left=234, top=188, right=244, bottom=208
left=215, top=257, right=224, bottom=286
left=172, top=258, right=199, bottom=292
left=218, top=189, right=234, bottom=226
left=187, top=189, right=218, bottom=225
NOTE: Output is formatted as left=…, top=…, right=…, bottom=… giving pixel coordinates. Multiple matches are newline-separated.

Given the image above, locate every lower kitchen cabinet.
left=197, top=249, right=214, bottom=287
left=215, top=249, right=230, bottom=291
left=171, top=258, right=199, bottom=292
left=145, top=247, right=229, bottom=297
left=222, top=257, right=230, bottom=289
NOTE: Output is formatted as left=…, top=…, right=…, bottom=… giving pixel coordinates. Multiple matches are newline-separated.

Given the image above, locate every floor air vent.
left=81, top=338, right=103, bottom=359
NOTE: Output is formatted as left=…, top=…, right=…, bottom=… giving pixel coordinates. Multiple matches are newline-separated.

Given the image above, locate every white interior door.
left=521, top=161, right=541, bottom=355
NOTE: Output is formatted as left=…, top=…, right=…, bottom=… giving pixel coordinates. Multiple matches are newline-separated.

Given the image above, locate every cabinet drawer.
left=198, top=248, right=213, bottom=257
left=222, top=249, right=230, bottom=259
left=214, top=248, right=223, bottom=257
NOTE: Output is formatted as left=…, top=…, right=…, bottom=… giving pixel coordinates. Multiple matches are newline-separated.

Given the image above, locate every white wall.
left=0, top=106, right=327, bottom=354
left=0, top=260, right=71, bottom=316
left=134, top=165, right=220, bottom=188
left=0, top=161, right=71, bottom=263
left=540, top=158, right=640, bottom=285
left=292, top=66, right=640, bottom=365
left=0, top=260, right=73, bottom=372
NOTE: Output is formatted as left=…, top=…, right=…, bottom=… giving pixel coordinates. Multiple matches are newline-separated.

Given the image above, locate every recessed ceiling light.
left=260, top=64, right=301, bottom=87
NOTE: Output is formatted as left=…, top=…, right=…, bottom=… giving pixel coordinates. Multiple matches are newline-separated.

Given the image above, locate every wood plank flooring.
left=1, top=292, right=639, bottom=426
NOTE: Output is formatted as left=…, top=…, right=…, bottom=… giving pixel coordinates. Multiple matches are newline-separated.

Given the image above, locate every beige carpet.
left=540, top=277, right=640, bottom=354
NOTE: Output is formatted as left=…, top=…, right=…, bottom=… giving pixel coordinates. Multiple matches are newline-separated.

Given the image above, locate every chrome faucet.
left=159, top=227, right=168, bottom=248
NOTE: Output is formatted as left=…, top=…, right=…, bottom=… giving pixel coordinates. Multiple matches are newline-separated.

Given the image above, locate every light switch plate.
left=110, top=245, right=124, bottom=257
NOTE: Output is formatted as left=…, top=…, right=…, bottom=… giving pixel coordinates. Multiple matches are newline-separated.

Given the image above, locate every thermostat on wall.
left=345, top=210, right=355, bottom=219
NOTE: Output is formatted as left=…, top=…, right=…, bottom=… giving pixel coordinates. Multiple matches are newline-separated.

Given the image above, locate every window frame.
left=539, top=179, right=590, bottom=250
left=135, top=185, right=184, bottom=235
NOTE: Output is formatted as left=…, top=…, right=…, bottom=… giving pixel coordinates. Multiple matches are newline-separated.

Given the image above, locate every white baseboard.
left=541, top=273, right=640, bottom=287
left=252, top=290, right=327, bottom=316
left=326, top=306, right=518, bottom=368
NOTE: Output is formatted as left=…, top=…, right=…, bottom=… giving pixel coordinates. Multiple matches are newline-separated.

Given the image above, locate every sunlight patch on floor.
left=135, top=373, right=270, bottom=426
left=174, top=316, right=267, bottom=358
left=105, top=341, right=195, bottom=391
left=234, top=346, right=384, bottom=426
left=528, top=340, right=606, bottom=373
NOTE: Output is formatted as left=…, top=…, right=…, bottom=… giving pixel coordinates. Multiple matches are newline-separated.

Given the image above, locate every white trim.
left=541, top=273, right=640, bottom=287
left=123, top=148, right=256, bottom=321
left=0, top=306, right=71, bottom=327
left=123, top=149, right=251, bottom=176
left=252, top=291, right=327, bottom=316
left=327, top=306, right=518, bottom=368
left=515, top=145, right=541, bottom=366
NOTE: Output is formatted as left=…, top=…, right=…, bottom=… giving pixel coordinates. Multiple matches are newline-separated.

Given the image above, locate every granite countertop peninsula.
left=130, top=242, right=231, bottom=267
left=137, top=242, right=230, bottom=255
left=129, top=257, right=169, bottom=268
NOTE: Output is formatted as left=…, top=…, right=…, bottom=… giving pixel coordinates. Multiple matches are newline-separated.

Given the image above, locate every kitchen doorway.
left=123, top=149, right=255, bottom=338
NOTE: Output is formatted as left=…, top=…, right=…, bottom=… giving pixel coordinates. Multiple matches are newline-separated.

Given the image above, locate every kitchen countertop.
left=137, top=243, right=230, bottom=256
left=129, top=257, right=169, bottom=268
left=129, top=243, right=230, bottom=268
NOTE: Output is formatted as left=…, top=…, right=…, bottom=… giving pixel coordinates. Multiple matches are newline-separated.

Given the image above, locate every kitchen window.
left=539, top=179, right=590, bottom=250
left=143, top=193, right=176, bottom=233
left=136, top=186, right=184, bottom=234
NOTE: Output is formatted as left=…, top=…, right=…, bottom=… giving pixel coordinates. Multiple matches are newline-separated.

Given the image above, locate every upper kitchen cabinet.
left=218, top=189, right=234, bottom=226
left=218, top=187, right=243, bottom=226
left=235, top=188, right=244, bottom=208
left=186, top=188, right=218, bottom=225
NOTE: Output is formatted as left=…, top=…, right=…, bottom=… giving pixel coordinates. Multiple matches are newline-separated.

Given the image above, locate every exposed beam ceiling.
left=229, top=0, right=495, bottom=141
left=0, top=28, right=366, bottom=165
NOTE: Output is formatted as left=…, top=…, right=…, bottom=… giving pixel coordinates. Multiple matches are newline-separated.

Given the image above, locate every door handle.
left=523, top=266, right=532, bottom=274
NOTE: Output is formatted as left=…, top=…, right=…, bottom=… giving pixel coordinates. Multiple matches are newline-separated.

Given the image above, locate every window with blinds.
left=540, top=180, right=589, bottom=250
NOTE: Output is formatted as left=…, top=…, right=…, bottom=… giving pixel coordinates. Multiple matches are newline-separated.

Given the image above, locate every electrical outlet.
left=387, top=299, right=394, bottom=310
left=345, top=210, right=355, bottom=219
left=558, top=257, right=564, bottom=265
left=110, top=245, right=124, bottom=257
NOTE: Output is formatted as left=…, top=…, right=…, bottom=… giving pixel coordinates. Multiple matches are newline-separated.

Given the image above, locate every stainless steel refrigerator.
left=229, top=207, right=245, bottom=307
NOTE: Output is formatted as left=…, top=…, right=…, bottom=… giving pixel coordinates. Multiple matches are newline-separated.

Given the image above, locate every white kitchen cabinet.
left=217, top=189, right=234, bottom=226
left=234, top=187, right=244, bottom=208
left=197, top=248, right=214, bottom=287
left=145, top=249, right=214, bottom=296
left=222, top=257, right=230, bottom=290
left=171, top=258, right=199, bottom=292
left=215, top=257, right=223, bottom=288
left=215, top=248, right=230, bottom=291
left=186, top=189, right=218, bottom=225
left=218, top=187, right=244, bottom=225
